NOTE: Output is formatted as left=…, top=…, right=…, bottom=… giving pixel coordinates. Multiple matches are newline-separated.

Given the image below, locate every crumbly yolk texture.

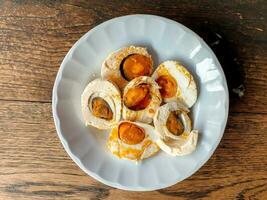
left=166, top=111, right=184, bottom=136
left=124, top=84, right=151, bottom=110
left=122, top=54, right=152, bottom=81
left=156, top=75, right=177, bottom=98
left=118, top=122, right=145, bottom=145
left=91, top=97, right=113, bottom=120
left=107, top=126, right=156, bottom=161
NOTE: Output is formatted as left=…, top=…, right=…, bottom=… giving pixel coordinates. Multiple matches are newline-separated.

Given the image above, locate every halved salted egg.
left=81, top=79, right=121, bottom=130
left=107, top=121, right=160, bottom=161
left=101, top=46, right=153, bottom=90
left=152, top=60, right=197, bottom=108
left=122, top=76, right=162, bottom=124
left=153, top=102, right=198, bottom=156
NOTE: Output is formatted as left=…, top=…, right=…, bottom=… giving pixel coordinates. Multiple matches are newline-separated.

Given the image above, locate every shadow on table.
left=199, top=28, right=246, bottom=101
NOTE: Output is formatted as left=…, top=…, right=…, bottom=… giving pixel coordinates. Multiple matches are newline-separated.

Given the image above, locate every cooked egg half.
left=152, top=60, right=197, bottom=108
left=107, top=121, right=160, bottom=161
left=122, top=76, right=162, bottom=124
left=153, top=102, right=198, bottom=156
left=81, top=79, right=121, bottom=130
left=101, top=46, right=153, bottom=90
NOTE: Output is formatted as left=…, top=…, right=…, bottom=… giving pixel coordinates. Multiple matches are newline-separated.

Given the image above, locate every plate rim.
left=52, top=14, right=229, bottom=191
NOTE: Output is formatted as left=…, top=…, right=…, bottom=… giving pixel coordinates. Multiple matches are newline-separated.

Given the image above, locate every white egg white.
left=153, top=102, right=198, bottom=156
left=152, top=60, right=197, bottom=108
left=101, top=46, right=153, bottom=90
left=106, top=121, right=160, bottom=161
left=81, top=78, right=121, bottom=130
left=122, top=76, right=162, bottom=124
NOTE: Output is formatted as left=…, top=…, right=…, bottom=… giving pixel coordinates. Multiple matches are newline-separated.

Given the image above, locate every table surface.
left=0, top=1, right=266, bottom=199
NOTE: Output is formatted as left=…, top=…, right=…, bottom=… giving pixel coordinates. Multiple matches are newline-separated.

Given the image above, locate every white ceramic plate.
left=52, top=14, right=229, bottom=191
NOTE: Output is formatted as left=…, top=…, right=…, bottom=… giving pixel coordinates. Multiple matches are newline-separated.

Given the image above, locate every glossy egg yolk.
left=121, top=54, right=152, bottom=81
left=118, top=122, right=145, bottom=145
left=156, top=75, right=177, bottom=98
left=124, top=84, right=151, bottom=110
left=91, top=97, right=113, bottom=120
left=166, top=111, right=184, bottom=136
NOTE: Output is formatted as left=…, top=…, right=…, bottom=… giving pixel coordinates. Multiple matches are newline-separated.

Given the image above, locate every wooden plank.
left=0, top=1, right=96, bottom=102
left=0, top=0, right=266, bottom=113
left=0, top=0, right=266, bottom=199
left=0, top=101, right=266, bottom=199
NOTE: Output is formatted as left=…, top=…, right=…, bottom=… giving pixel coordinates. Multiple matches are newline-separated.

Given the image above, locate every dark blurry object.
left=203, top=31, right=246, bottom=99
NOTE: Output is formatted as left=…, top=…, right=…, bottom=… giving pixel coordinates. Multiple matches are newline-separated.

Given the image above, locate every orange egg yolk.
left=166, top=111, right=184, bottom=136
left=124, top=84, right=151, bottom=111
left=118, top=122, right=145, bottom=145
left=156, top=75, right=177, bottom=98
left=91, top=97, right=113, bottom=120
left=121, top=54, right=152, bottom=81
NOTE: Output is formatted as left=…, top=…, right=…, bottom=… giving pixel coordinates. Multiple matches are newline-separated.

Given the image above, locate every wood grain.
left=0, top=0, right=267, bottom=112
left=0, top=0, right=266, bottom=199
left=0, top=101, right=266, bottom=199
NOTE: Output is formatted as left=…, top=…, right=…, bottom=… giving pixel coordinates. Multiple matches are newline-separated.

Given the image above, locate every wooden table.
left=0, top=1, right=266, bottom=199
